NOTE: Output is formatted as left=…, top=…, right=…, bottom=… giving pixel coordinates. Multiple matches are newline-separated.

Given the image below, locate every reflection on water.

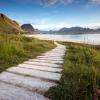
left=27, top=34, right=100, bottom=45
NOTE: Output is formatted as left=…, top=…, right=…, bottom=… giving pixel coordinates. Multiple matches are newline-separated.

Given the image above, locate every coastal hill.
left=0, top=13, right=23, bottom=34
left=21, top=24, right=39, bottom=34
left=21, top=24, right=34, bottom=34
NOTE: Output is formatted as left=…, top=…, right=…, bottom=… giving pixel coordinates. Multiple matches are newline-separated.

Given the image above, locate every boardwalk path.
left=0, top=42, right=66, bottom=100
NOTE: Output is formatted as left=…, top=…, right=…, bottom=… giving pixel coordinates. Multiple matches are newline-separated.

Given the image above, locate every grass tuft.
left=0, top=33, right=55, bottom=72
left=45, top=42, right=100, bottom=100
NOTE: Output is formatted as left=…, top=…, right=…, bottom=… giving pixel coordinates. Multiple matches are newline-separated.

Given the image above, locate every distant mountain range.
left=1, top=13, right=100, bottom=35
left=41, top=27, right=100, bottom=34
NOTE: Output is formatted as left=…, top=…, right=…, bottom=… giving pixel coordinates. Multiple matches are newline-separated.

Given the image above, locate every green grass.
left=45, top=42, right=100, bottom=100
left=0, top=33, right=55, bottom=72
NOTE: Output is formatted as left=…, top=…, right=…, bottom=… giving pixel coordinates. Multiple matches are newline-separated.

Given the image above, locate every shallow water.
left=26, top=34, right=100, bottom=45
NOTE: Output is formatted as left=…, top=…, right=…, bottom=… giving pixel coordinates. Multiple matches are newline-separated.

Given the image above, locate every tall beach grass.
left=0, top=33, right=55, bottom=72
left=45, top=42, right=100, bottom=100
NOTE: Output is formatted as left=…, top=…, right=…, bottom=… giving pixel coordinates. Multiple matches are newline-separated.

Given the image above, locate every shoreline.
left=24, top=34, right=100, bottom=46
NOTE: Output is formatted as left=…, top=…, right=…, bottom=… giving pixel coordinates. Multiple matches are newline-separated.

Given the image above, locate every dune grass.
left=45, top=42, right=100, bottom=100
left=0, top=14, right=23, bottom=33
left=0, top=33, right=55, bottom=72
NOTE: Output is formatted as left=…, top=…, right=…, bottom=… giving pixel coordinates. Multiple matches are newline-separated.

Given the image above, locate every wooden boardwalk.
left=0, top=43, right=66, bottom=100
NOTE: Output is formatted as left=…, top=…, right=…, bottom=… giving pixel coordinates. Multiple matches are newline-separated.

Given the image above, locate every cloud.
left=5, top=0, right=89, bottom=5
left=90, top=0, right=100, bottom=4
left=84, top=0, right=100, bottom=8
left=33, top=22, right=71, bottom=30
left=9, top=0, right=73, bottom=5
left=84, top=22, right=100, bottom=29
left=40, top=0, right=73, bottom=5
left=10, top=0, right=45, bottom=5
left=34, top=24, right=70, bottom=30
left=30, top=17, right=71, bottom=30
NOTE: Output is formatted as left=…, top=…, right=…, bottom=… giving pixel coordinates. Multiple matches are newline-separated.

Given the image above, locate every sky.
left=0, top=0, right=100, bottom=30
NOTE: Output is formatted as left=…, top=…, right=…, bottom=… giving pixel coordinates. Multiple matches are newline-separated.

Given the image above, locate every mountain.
left=58, top=27, right=94, bottom=34
left=21, top=24, right=37, bottom=34
left=41, top=27, right=100, bottom=34
left=0, top=13, right=23, bottom=34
